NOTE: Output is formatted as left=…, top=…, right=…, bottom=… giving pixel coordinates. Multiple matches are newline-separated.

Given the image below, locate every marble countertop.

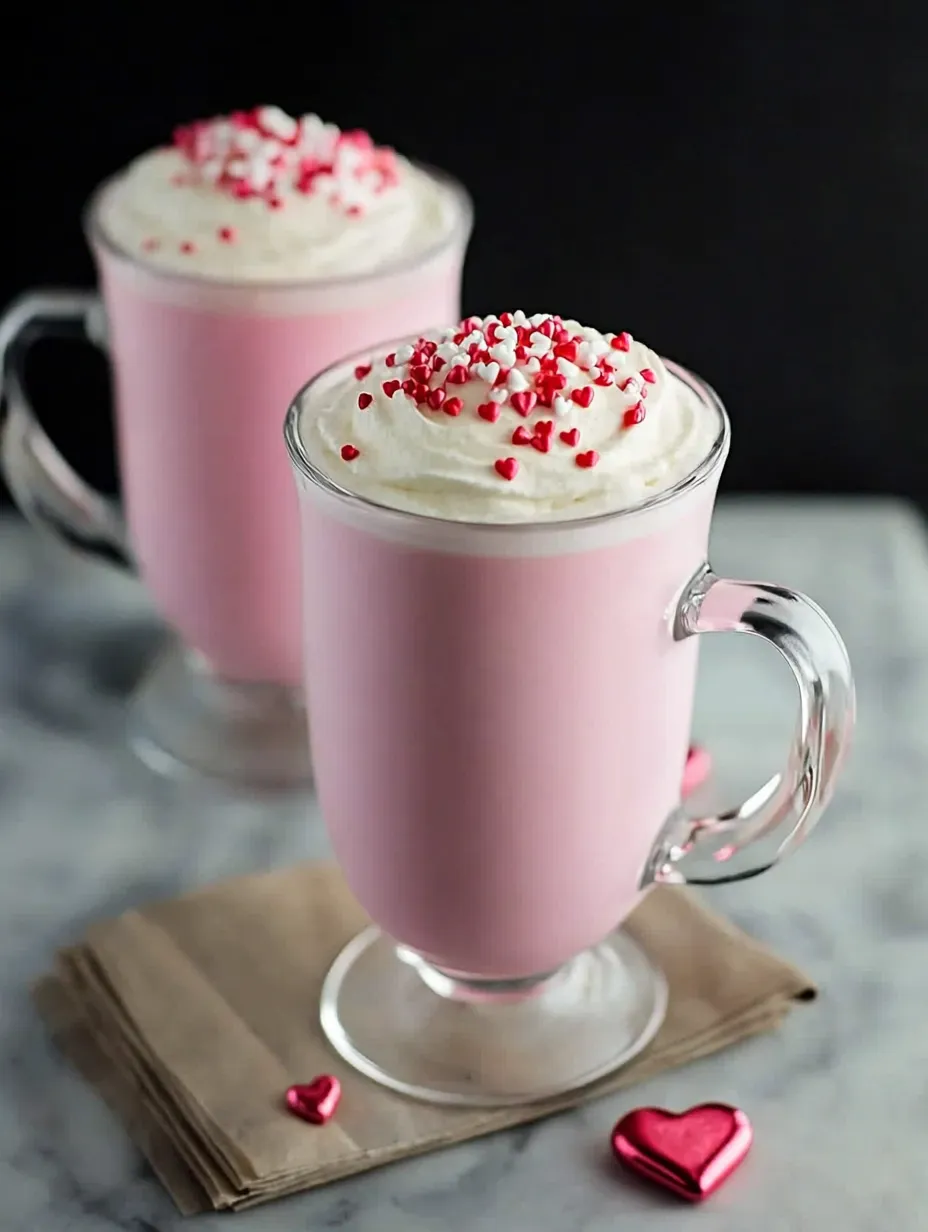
left=0, top=497, right=924, bottom=1231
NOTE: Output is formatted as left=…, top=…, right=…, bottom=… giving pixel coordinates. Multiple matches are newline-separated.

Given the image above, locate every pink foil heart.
left=285, top=1075, right=341, bottom=1125
left=682, top=744, right=711, bottom=797
left=612, top=1103, right=753, bottom=1202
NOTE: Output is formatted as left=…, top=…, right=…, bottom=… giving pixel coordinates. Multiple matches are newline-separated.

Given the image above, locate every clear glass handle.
left=0, top=289, right=132, bottom=569
left=640, top=563, right=855, bottom=887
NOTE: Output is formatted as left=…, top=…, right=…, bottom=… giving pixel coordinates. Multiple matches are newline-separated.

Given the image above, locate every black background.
left=2, top=3, right=927, bottom=511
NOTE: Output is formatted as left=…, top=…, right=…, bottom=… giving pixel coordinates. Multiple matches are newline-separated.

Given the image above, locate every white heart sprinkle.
left=528, top=333, right=552, bottom=357
left=495, top=325, right=518, bottom=347
left=437, top=341, right=460, bottom=362
left=394, top=345, right=415, bottom=365
left=529, top=313, right=549, bottom=326
left=576, top=343, right=598, bottom=370
left=474, top=361, right=500, bottom=385
left=489, top=343, right=516, bottom=368
left=553, top=395, right=570, bottom=418
left=489, top=388, right=507, bottom=402
left=512, top=310, right=528, bottom=325
left=556, top=357, right=579, bottom=380
left=525, top=356, right=541, bottom=374
left=507, top=368, right=530, bottom=392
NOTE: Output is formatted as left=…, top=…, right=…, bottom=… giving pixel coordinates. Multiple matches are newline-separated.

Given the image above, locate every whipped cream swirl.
left=299, top=313, right=722, bottom=523
left=96, top=106, right=461, bottom=282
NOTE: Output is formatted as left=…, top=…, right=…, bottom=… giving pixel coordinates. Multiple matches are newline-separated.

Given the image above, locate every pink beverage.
left=93, top=230, right=464, bottom=687
left=287, top=312, right=854, bottom=1106
left=301, top=472, right=717, bottom=977
left=1, top=106, right=470, bottom=784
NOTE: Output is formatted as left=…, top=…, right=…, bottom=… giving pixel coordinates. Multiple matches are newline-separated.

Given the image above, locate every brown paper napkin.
left=33, top=861, right=814, bottom=1215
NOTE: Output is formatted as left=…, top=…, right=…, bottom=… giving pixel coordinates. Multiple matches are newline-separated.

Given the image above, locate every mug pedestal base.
left=320, top=926, right=667, bottom=1107
left=128, top=642, right=311, bottom=789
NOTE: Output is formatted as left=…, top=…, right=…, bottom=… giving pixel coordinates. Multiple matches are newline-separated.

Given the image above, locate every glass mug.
left=0, top=172, right=472, bottom=786
left=285, top=345, right=855, bottom=1106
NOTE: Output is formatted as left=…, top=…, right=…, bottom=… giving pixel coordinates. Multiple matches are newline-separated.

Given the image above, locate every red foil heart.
left=682, top=744, right=711, bottom=797
left=285, top=1076, right=341, bottom=1125
left=611, top=1103, right=753, bottom=1202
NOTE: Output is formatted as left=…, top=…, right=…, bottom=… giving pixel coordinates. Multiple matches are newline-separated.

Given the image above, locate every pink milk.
left=295, top=448, right=723, bottom=980
left=89, top=195, right=468, bottom=686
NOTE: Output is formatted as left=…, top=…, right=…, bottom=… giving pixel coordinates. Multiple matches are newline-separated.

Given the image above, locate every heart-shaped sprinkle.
left=553, top=340, right=578, bottom=362
left=382, top=379, right=401, bottom=397
left=410, top=363, right=432, bottom=383
left=530, top=433, right=551, bottom=453
left=489, top=342, right=517, bottom=369
left=507, top=368, right=530, bottom=393
left=560, top=428, right=580, bottom=446
left=443, top=396, right=464, bottom=416
left=576, top=450, right=599, bottom=468
left=571, top=386, right=594, bottom=408
left=494, top=457, right=519, bottom=481
left=534, top=419, right=555, bottom=436
left=477, top=402, right=501, bottom=422
left=286, top=1076, right=342, bottom=1125
left=340, top=444, right=360, bottom=461
left=474, top=360, right=501, bottom=385
left=511, top=425, right=533, bottom=446
left=427, top=388, right=446, bottom=410
left=445, top=365, right=469, bottom=385
left=354, top=363, right=372, bottom=380
left=610, top=331, right=632, bottom=351
left=623, top=402, right=646, bottom=428
left=640, top=367, right=657, bottom=384
left=510, top=391, right=538, bottom=416
left=357, top=392, right=373, bottom=410
left=611, top=1103, right=753, bottom=1202
left=553, top=395, right=570, bottom=417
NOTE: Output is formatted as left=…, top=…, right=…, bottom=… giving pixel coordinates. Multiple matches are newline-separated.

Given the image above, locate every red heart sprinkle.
left=560, top=428, right=580, bottom=446
left=623, top=403, right=646, bottom=428
left=410, top=364, right=432, bottom=383
left=530, top=433, right=552, bottom=453
left=382, top=379, right=401, bottom=397
left=427, top=388, right=446, bottom=410
left=443, top=396, right=464, bottom=416
left=511, top=425, right=533, bottom=445
left=446, top=366, right=469, bottom=385
left=384, top=352, right=397, bottom=367
left=511, top=391, right=538, bottom=416
left=640, top=367, right=657, bottom=384
left=611, top=1103, right=753, bottom=1202
left=354, top=363, right=372, bottom=380
left=611, top=331, right=632, bottom=351
left=494, top=457, right=519, bottom=481
left=402, top=378, right=417, bottom=395
left=594, top=372, right=613, bottom=386
left=576, top=450, right=599, bottom=468
left=477, top=402, right=501, bottom=422
left=535, top=419, right=555, bottom=436
left=553, top=340, right=578, bottom=362
left=340, top=444, right=360, bottom=461
left=571, top=386, right=594, bottom=408
left=285, top=1076, right=342, bottom=1125
left=357, top=392, right=373, bottom=410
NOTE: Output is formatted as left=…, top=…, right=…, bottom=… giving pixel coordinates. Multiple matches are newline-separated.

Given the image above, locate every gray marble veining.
left=0, top=497, right=925, bottom=1230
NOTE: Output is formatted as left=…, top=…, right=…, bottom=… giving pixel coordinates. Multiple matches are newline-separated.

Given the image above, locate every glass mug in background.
left=285, top=345, right=855, bottom=1106
left=0, top=172, right=472, bottom=786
